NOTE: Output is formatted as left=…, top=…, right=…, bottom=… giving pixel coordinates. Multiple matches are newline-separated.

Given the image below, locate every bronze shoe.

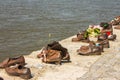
left=0, top=56, right=25, bottom=68
left=47, top=41, right=59, bottom=47
left=97, top=39, right=110, bottom=48
left=97, top=33, right=108, bottom=41
left=72, top=38, right=80, bottom=42
left=62, top=52, right=70, bottom=62
left=5, top=64, right=32, bottom=79
left=77, top=46, right=92, bottom=55
left=77, top=46, right=101, bottom=55
left=110, top=16, right=120, bottom=25
left=108, top=34, right=116, bottom=41
left=114, top=25, right=120, bottom=29
left=81, top=38, right=90, bottom=43
left=72, top=31, right=90, bottom=43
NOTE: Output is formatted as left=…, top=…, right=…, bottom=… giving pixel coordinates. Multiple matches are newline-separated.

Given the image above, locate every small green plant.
left=48, top=33, right=52, bottom=43
left=84, top=31, right=89, bottom=39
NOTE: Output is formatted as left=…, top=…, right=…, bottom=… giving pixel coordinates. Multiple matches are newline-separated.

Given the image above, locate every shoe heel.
left=20, top=68, right=32, bottom=79
left=20, top=74, right=32, bottom=79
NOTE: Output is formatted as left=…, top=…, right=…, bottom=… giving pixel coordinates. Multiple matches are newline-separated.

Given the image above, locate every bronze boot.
left=47, top=41, right=70, bottom=61
left=41, top=49, right=62, bottom=65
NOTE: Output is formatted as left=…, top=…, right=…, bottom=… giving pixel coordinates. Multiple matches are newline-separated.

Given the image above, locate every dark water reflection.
left=0, top=0, right=120, bottom=61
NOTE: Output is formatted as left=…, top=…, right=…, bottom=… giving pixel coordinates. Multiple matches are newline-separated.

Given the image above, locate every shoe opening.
left=18, top=65, right=23, bottom=69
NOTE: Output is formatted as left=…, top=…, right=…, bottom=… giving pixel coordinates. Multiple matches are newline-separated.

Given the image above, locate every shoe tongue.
left=9, top=64, right=18, bottom=68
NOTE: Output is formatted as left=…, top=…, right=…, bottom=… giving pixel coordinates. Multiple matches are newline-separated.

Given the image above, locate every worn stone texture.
left=78, top=26, right=120, bottom=80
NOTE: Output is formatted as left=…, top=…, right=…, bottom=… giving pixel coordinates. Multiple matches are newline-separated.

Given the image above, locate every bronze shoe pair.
left=72, top=33, right=85, bottom=42
left=72, top=31, right=90, bottom=43
left=5, top=64, right=32, bottom=79
left=0, top=56, right=25, bottom=68
left=38, top=48, right=62, bottom=65
left=77, top=41, right=102, bottom=55
left=47, top=41, right=70, bottom=62
left=77, top=46, right=101, bottom=56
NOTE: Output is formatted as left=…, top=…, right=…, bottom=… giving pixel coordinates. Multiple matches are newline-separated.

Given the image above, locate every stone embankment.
left=0, top=26, right=120, bottom=80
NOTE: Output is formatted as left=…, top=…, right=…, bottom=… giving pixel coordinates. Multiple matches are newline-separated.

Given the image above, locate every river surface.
left=0, top=0, right=120, bottom=61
